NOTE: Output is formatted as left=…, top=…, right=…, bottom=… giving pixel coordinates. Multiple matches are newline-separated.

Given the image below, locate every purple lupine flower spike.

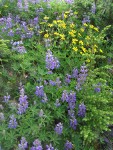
left=61, top=90, right=69, bottom=102
left=72, top=68, right=78, bottom=78
left=65, top=140, right=73, bottom=150
left=46, top=143, right=54, bottom=150
left=35, top=85, right=44, bottom=98
left=55, top=122, right=63, bottom=135
left=30, top=139, right=43, bottom=150
left=8, top=115, right=18, bottom=128
left=91, top=2, right=96, bottom=14
left=18, top=137, right=28, bottom=150
left=4, top=94, right=10, bottom=103
left=17, top=95, right=28, bottom=115
left=78, top=103, right=86, bottom=117
left=70, top=118, right=77, bottom=130
left=46, top=50, right=60, bottom=70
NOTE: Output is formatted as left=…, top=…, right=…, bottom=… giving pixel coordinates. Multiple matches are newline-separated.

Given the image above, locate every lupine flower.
left=17, top=95, right=28, bottom=115
left=18, top=137, right=28, bottom=150
left=70, top=118, right=77, bottom=130
left=46, top=50, right=60, bottom=70
left=65, top=74, right=72, bottom=84
left=91, top=2, right=96, bottom=14
left=78, top=103, right=86, bottom=117
left=54, top=99, right=61, bottom=107
left=26, top=31, right=34, bottom=38
left=4, top=94, right=10, bottom=103
left=41, top=93, right=48, bottom=103
left=24, top=0, right=29, bottom=11
left=82, top=15, right=90, bottom=24
left=55, top=122, right=63, bottom=135
left=15, top=28, right=22, bottom=35
left=31, top=139, right=43, bottom=150
left=12, top=45, right=26, bottom=54
left=47, top=70, right=53, bottom=74
left=36, top=7, right=44, bottom=13
left=56, top=77, right=61, bottom=87
left=68, top=92, right=76, bottom=109
left=38, top=109, right=44, bottom=117
left=72, top=68, right=78, bottom=78
left=17, top=0, right=23, bottom=10
left=0, top=113, right=5, bottom=122
left=19, top=82, right=25, bottom=96
left=8, top=29, right=14, bottom=36
left=6, top=15, right=12, bottom=29
left=65, top=0, right=74, bottom=4
left=33, top=17, right=38, bottom=25
left=65, top=141, right=73, bottom=150
left=44, top=80, right=48, bottom=85
left=35, top=86, right=44, bottom=98
left=49, top=80, right=56, bottom=86
left=8, top=115, right=18, bottom=128
left=76, top=64, right=88, bottom=91
left=68, top=109, right=75, bottom=118
left=61, top=90, right=68, bottom=102
left=94, top=87, right=101, bottom=93
left=46, top=143, right=54, bottom=150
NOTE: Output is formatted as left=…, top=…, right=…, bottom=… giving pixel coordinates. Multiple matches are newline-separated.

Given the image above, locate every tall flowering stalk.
left=4, top=94, right=10, bottom=103
left=76, top=64, right=88, bottom=91
left=55, top=122, right=63, bottom=135
left=30, top=139, right=43, bottom=150
left=18, top=137, right=28, bottom=150
left=45, top=50, right=60, bottom=71
left=8, top=115, right=18, bottom=129
left=17, top=83, right=28, bottom=115
left=78, top=103, right=86, bottom=117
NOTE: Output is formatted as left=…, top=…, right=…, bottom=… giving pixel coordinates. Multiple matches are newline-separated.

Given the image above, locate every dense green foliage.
left=0, top=0, right=113, bottom=150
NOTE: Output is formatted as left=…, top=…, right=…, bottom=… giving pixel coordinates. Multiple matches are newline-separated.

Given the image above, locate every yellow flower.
left=64, top=14, right=68, bottom=18
left=86, top=59, right=90, bottom=63
left=80, top=28, right=84, bottom=32
left=57, top=20, right=63, bottom=23
left=44, top=33, right=49, bottom=38
left=81, top=46, right=87, bottom=53
left=72, top=47, right=78, bottom=52
left=83, top=23, right=88, bottom=27
left=72, top=38, right=78, bottom=44
left=53, top=20, right=57, bottom=24
left=44, top=16, right=49, bottom=20
left=58, top=23, right=66, bottom=29
left=54, top=32, right=59, bottom=36
left=94, top=45, right=98, bottom=48
left=89, top=25, right=94, bottom=29
left=93, top=48, right=97, bottom=53
left=94, top=27, right=99, bottom=32
left=78, top=33, right=81, bottom=36
left=80, top=52, right=83, bottom=55
left=79, top=40, right=84, bottom=45
left=69, top=30, right=76, bottom=37
left=70, top=23, right=75, bottom=28
left=48, top=23, right=53, bottom=27
left=59, top=34, right=65, bottom=40
left=85, top=36, right=90, bottom=40
left=100, top=49, right=103, bottom=53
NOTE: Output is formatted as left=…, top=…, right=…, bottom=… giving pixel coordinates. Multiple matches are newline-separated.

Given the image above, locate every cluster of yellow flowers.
left=40, top=13, right=103, bottom=63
